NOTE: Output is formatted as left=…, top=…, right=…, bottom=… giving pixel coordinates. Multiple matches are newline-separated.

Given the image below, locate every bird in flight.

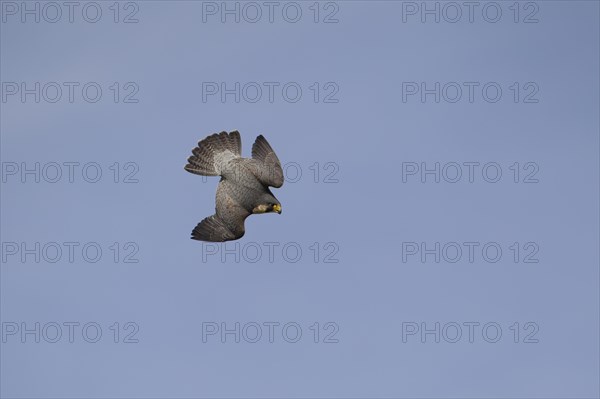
left=184, top=130, right=284, bottom=242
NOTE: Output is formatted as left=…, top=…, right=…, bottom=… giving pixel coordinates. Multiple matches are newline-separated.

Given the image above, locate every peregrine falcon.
left=184, top=130, right=284, bottom=242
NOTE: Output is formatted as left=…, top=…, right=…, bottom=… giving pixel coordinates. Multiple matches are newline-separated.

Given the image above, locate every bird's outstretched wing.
left=191, top=180, right=250, bottom=242
left=250, top=135, right=284, bottom=188
left=185, top=131, right=242, bottom=177
left=191, top=215, right=238, bottom=242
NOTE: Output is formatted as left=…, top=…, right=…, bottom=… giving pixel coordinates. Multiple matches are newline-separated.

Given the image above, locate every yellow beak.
left=273, top=204, right=282, bottom=214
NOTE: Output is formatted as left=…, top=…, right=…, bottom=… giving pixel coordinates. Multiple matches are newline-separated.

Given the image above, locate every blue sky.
left=1, top=1, right=599, bottom=397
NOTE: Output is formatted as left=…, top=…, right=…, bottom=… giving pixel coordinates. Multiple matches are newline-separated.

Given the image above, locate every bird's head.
left=253, top=194, right=282, bottom=215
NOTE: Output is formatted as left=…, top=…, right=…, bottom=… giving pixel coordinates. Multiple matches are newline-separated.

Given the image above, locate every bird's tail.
left=185, top=131, right=242, bottom=176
